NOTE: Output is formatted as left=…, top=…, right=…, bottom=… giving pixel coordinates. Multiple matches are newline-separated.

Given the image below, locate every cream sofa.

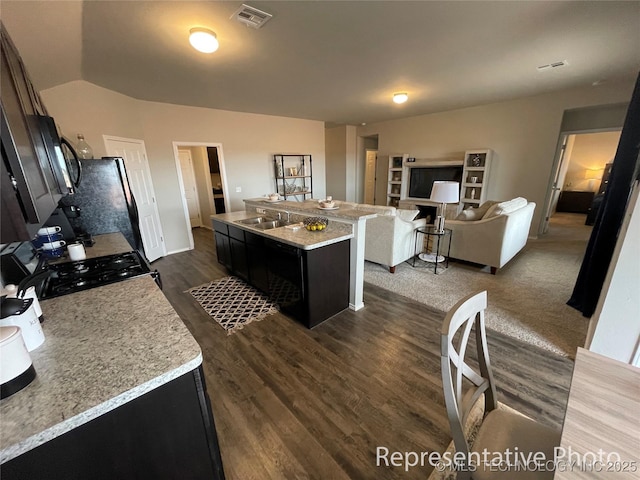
left=333, top=201, right=426, bottom=273
left=446, top=197, right=535, bottom=274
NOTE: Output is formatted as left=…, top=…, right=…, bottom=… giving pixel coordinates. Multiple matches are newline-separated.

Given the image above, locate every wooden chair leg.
left=490, top=266, right=497, bottom=275
left=389, top=266, right=396, bottom=273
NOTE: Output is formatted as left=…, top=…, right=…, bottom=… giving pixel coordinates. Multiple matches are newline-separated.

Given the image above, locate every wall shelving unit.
left=273, top=154, right=313, bottom=200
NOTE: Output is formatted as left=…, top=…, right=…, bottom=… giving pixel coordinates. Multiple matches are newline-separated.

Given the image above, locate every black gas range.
left=41, top=251, right=161, bottom=299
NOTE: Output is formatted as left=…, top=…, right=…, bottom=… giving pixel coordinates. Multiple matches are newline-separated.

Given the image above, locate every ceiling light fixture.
left=189, top=27, right=219, bottom=53
left=393, top=93, right=408, bottom=104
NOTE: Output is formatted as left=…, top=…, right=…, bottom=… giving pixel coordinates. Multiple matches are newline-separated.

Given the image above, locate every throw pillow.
left=455, top=209, right=481, bottom=221
left=455, top=201, right=498, bottom=221
left=396, top=209, right=420, bottom=221
left=483, top=197, right=528, bottom=219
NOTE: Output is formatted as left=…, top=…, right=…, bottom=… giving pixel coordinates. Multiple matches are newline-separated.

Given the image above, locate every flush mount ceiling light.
left=393, top=93, right=408, bottom=104
left=189, top=27, right=219, bottom=53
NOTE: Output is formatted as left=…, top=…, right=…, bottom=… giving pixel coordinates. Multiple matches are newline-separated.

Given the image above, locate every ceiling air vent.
left=537, top=60, right=569, bottom=72
left=231, top=4, right=273, bottom=29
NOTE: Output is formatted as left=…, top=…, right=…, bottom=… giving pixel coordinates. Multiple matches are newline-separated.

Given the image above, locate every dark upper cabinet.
left=0, top=23, right=66, bottom=243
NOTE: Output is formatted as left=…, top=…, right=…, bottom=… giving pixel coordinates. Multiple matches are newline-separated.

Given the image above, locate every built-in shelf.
left=387, top=154, right=408, bottom=207
left=461, top=150, right=493, bottom=209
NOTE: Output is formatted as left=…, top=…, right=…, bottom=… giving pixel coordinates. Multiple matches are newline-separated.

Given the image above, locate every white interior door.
left=178, top=149, right=201, bottom=228
left=103, top=136, right=166, bottom=261
left=364, top=149, right=377, bottom=204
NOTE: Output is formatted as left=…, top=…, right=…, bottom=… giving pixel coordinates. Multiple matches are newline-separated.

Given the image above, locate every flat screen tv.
left=408, top=166, right=463, bottom=198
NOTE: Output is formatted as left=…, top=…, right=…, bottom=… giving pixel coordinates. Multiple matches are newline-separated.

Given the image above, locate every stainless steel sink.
left=237, top=216, right=269, bottom=225
left=254, top=220, right=286, bottom=230
left=237, top=217, right=286, bottom=230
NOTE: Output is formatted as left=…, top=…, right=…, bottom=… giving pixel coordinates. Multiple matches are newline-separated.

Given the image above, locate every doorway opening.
left=173, top=142, right=227, bottom=250
left=358, top=134, right=378, bottom=204
left=543, top=129, right=621, bottom=235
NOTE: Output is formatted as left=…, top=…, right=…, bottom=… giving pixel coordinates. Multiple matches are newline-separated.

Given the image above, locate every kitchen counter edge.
left=0, top=276, right=203, bottom=464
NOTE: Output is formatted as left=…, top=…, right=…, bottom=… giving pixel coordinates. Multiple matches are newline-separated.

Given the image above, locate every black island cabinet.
left=2, top=366, right=225, bottom=480
left=212, top=219, right=350, bottom=328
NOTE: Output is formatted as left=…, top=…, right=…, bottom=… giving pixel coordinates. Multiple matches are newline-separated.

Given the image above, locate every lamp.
left=393, top=92, right=408, bottom=104
left=431, top=181, right=460, bottom=233
left=189, top=27, right=219, bottom=53
left=418, top=181, right=459, bottom=264
left=584, top=168, right=604, bottom=192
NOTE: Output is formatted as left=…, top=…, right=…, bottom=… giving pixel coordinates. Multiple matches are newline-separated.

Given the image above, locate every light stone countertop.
left=0, top=275, right=202, bottom=464
left=212, top=209, right=354, bottom=250
left=243, top=198, right=380, bottom=222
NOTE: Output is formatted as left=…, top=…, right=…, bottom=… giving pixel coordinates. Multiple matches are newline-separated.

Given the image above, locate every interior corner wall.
left=40, top=80, right=326, bottom=254
left=356, top=80, right=635, bottom=232
left=325, top=126, right=348, bottom=200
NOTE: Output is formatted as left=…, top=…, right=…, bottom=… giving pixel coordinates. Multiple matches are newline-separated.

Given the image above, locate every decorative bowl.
left=303, top=216, right=329, bottom=231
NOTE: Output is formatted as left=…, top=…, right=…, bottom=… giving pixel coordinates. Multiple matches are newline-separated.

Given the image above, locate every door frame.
left=172, top=141, right=227, bottom=250
left=177, top=148, right=202, bottom=228
left=103, top=135, right=167, bottom=260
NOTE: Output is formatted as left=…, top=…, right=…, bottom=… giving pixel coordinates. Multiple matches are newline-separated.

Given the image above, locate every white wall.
left=41, top=81, right=326, bottom=253
left=356, top=80, right=635, bottom=233
left=41, top=81, right=144, bottom=156
left=587, top=182, right=640, bottom=365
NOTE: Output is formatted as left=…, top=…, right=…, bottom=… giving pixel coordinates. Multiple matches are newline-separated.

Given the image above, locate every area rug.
left=187, top=276, right=279, bottom=334
left=364, top=214, right=592, bottom=357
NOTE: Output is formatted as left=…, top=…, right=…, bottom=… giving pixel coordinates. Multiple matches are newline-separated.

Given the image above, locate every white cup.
left=67, top=243, right=87, bottom=261
left=268, top=193, right=279, bottom=201
left=41, top=240, right=66, bottom=250
left=37, top=226, right=62, bottom=235
left=470, top=177, right=479, bottom=184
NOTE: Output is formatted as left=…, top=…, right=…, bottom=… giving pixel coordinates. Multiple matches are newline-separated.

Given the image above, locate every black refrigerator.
left=47, top=157, right=144, bottom=254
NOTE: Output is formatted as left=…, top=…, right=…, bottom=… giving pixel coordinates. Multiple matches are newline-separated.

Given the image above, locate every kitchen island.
left=0, top=260, right=224, bottom=478
left=241, top=198, right=379, bottom=310
left=212, top=209, right=354, bottom=328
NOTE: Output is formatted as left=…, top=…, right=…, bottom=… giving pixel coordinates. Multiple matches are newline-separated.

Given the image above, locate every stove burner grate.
left=42, top=251, right=156, bottom=299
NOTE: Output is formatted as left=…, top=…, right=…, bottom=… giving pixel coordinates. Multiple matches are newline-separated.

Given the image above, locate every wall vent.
left=537, top=60, right=569, bottom=71
left=231, top=4, right=273, bottom=29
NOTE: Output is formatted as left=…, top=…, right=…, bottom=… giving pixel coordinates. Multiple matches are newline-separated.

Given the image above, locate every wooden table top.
left=555, top=348, right=640, bottom=479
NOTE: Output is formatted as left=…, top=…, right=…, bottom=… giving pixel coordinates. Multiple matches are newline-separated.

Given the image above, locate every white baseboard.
left=166, top=247, right=191, bottom=255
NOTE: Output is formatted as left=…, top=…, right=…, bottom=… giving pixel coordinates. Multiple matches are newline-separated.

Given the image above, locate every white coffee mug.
left=67, top=243, right=87, bottom=261
left=41, top=240, right=66, bottom=250
left=37, top=226, right=62, bottom=235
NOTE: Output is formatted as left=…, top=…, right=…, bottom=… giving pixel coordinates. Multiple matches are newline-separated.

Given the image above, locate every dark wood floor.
left=153, top=227, right=574, bottom=479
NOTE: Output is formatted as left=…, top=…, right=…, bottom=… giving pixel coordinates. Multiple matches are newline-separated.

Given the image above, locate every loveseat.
left=446, top=197, right=535, bottom=274
left=333, top=202, right=426, bottom=273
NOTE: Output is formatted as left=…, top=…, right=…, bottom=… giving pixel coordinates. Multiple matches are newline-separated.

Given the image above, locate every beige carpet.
left=364, top=213, right=592, bottom=357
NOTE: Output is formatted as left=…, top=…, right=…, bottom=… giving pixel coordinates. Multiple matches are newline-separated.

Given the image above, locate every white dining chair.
left=440, top=290, right=561, bottom=479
